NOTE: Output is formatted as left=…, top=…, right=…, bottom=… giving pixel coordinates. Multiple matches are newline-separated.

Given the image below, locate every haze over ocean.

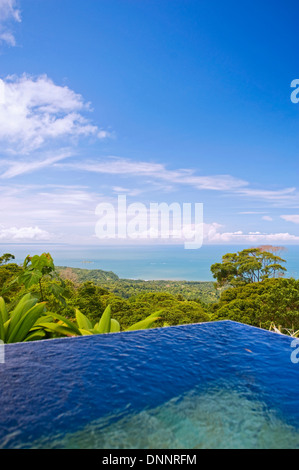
left=1, top=244, right=298, bottom=282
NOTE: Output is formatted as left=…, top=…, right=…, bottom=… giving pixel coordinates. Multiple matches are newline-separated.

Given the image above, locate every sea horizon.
left=1, top=244, right=298, bottom=282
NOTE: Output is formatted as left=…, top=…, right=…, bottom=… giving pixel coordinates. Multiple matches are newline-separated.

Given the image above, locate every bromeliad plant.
left=0, top=292, right=163, bottom=343
left=39, top=306, right=163, bottom=337
left=0, top=293, right=49, bottom=343
left=0, top=253, right=163, bottom=343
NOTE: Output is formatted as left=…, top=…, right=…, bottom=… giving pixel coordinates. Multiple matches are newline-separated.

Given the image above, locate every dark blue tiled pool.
left=1, top=321, right=299, bottom=449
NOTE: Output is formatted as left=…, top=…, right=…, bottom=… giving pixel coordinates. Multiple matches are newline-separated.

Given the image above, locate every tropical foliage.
left=0, top=254, right=165, bottom=343
left=0, top=294, right=48, bottom=343
left=37, top=305, right=162, bottom=340
left=57, top=267, right=219, bottom=304
left=1, top=245, right=299, bottom=342
left=210, top=277, right=299, bottom=330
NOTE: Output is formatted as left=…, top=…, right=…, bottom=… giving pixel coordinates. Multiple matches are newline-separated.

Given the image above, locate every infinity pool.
left=1, top=321, right=299, bottom=449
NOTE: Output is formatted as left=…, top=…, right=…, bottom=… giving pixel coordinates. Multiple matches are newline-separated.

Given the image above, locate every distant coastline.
left=0, top=244, right=298, bottom=282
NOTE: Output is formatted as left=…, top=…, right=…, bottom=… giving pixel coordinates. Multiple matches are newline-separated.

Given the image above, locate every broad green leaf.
left=7, top=303, right=46, bottom=344
left=24, top=330, right=46, bottom=342
left=0, top=297, right=7, bottom=341
left=7, top=295, right=38, bottom=338
left=75, top=309, right=93, bottom=331
left=110, top=319, right=121, bottom=333
left=38, top=322, right=78, bottom=337
left=79, top=329, right=93, bottom=336
left=126, top=315, right=161, bottom=331
left=46, top=312, right=81, bottom=336
left=29, top=254, right=55, bottom=272
left=96, top=305, right=111, bottom=334
left=0, top=297, right=8, bottom=323
left=144, top=310, right=164, bottom=319
left=32, top=316, right=55, bottom=327
left=18, top=270, right=43, bottom=289
left=0, top=318, right=5, bottom=342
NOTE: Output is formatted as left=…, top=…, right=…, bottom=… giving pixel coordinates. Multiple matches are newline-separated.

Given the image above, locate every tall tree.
left=211, top=247, right=287, bottom=287
left=0, top=254, right=15, bottom=266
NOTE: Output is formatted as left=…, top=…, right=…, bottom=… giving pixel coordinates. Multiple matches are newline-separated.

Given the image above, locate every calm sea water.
left=0, top=244, right=298, bottom=281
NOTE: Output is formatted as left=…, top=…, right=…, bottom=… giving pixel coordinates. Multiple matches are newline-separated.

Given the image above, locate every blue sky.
left=0, top=0, right=299, bottom=245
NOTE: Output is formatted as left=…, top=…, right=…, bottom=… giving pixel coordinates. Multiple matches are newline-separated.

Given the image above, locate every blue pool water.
left=1, top=321, right=299, bottom=449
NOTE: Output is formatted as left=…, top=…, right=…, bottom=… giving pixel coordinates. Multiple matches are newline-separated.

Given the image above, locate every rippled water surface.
left=1, top=321, right=299, bottom=449
left=35, top=387, right=299, bottom=449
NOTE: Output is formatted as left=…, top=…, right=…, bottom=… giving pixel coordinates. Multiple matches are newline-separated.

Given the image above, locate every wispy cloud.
left=281, top=215, right=299, bottom=224
left=111, top=186, right=142, bottom=197
left=239, top=211, right=269, bottom=215
left=237, top=187, right=297, bottom=202
left=0, top=150, right=72, bottom=178
left=0, top=74, right=110, bottom=154
left=0, top=180, right=298, bottom=245
left=60, top=157, right=249, bottom=192
left=58, top=156, right=299, bottom=205
left=0, top=0, right=21, bottom=46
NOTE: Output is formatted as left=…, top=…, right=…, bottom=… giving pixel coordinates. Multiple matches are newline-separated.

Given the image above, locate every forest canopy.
left=0, top=246, right=298, bottom=342
left=210, top=247, right=287, bottom=287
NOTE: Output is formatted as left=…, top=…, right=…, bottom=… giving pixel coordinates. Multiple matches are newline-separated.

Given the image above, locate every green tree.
left=17, top=253, right=67, bottom=304
left=211, top=247, right=286, bottom=287
left=0, top=254, right=15, bottom=266
left=0, top=255, right=22, bottom=303
left=211, top=278, right=299, bottom=330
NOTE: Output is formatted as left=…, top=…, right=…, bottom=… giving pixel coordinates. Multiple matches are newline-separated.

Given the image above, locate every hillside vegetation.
left=0, top=246, right=298, bottom=343
left=57, top=266, right=220, bottom=304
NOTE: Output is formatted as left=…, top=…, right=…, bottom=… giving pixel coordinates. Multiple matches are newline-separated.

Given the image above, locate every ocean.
left=1, top=244, right=299, bottom=282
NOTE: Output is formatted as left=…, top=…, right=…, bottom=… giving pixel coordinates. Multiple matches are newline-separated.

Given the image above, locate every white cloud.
left=0, top=75, right=109, bottom=153
left=61, top=157, right=249, bottom=192
left=0, top=0, right=20, bottom=21
left=203, top=222, right=299, bottom=244
left=0, top=226, right=51, bottom=241
left=281, top=215, right=299, bottom=224
left=262, top=216, right=273, bottom=221
left=0, top=183, right=112, bottom=244
left=0, top=0, right=21, bottom=46
left=0, top=181, right=298, bottom=245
